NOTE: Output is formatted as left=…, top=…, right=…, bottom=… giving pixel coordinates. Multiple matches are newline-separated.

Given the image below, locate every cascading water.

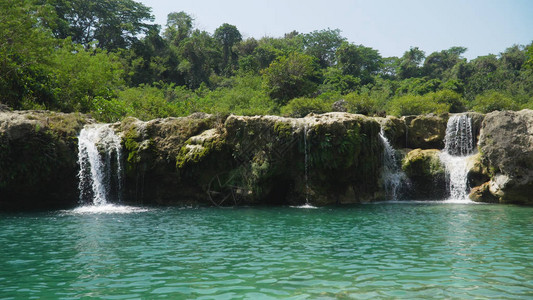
left=439, top=114, right=475, bottom=202
left=303, top=123, right=310, bottom=205
left=379, top=126, right=408, bottom=200
left=291, top=123, right=316, bottom=209
left=77, top=124, right=123, bottom=206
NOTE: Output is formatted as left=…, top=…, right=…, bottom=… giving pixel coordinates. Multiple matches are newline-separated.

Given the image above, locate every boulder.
left=375, top=116, right=407, bottom=149
left=476, top=109, right=533, bottom=204
left=469, top=182, right=498, bottom=203
left=402, top=148, right=447, bottom=199
left=466, top=152, right=490, bottom=188
left=402, top=114, right=448, bottom=149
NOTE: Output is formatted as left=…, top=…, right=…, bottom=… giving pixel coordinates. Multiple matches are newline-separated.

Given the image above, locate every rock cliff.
left=0, top=110, right=90, bottom=210
left=1, top=109, right=532, bottom=209
left=471, top=110, right=533, bottom=204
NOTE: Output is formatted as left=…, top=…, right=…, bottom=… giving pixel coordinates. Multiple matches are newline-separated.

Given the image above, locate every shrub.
left=281, top=97, right=330, bottom=117
left=469, top=91, right=519, bottom=113
left=387, top=94, right=450, bottom=116
left=343, top=93, right=380, bottom=115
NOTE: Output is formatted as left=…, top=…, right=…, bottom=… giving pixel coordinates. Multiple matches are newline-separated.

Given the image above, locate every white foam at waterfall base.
left=440, top=115, right=475, bottom=203
left=70, top=204, right=149, bottom=214
left=77, top=124, right=124, bottom=207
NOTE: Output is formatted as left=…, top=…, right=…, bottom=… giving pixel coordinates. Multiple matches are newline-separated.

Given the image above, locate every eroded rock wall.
left=472, top=110, right=533, bottom=204
left=3, top=109, right=533, bottom=209
left=0, top=110, right=91, bottom=210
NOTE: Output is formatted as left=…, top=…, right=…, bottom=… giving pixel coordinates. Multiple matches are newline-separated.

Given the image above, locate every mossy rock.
left=176, top=129, right=226, bottom=169
left=402, top=149, right=445, bottom=177
left=402, top=148, right=447, bottom=199
left=402, top=114, right=447, bottom=149
left=0, top=110, right=92, bottom=210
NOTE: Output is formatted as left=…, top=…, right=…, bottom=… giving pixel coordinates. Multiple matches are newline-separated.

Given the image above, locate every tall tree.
left=397, top=47, right=425, bottom=79
left=214, top=23, right=242, bottom=75
left=262, top=52, right=321, bottom=104
left=0, top=0, right=56, bottom=108
left=45, top=0, right=155, bottom=50
left=423, top=46, right=467, bottom=79
left=164, top=11, right=193, bottom=45
left=303, top=28, right=346, bottom=68
left=178, top=30, right=220, bottom=88
left=336, top=42, right=382, bottom=85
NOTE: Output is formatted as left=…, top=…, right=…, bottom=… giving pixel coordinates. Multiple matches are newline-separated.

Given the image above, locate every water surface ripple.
left=1, top=203, right=532, bottom=299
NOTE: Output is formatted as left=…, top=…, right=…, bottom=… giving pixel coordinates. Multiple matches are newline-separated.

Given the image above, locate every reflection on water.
left=0, top=203, right=531, bottom=299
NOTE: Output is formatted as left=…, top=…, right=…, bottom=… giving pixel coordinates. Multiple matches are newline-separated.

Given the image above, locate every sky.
left=137, top=0, right=533, bottom=60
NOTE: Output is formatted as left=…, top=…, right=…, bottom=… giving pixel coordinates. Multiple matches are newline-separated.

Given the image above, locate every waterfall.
left=77, top=124, right=123, bottom=205
left=439, top=114, right=475, bottom=202
left=379, top=126, right=407, bottom=200
left=303, top=123, right=310, bottom=205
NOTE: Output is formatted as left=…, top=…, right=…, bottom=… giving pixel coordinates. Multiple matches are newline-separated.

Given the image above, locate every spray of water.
left=77, top=124, right=123, bottom=205
left=440, top=115, right=475, bottom=202
left=379, top=126, right=408, bottom=200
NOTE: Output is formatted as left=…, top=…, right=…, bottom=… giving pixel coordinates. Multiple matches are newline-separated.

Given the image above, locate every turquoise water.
left=1, top=203, right=532, bottom=299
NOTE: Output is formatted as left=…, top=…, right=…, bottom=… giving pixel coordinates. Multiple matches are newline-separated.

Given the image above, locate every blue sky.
left=138, top=0, right=532, bottom=60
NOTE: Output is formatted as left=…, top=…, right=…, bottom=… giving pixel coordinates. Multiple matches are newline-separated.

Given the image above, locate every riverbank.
left=1, top=109, right=532, bottom=210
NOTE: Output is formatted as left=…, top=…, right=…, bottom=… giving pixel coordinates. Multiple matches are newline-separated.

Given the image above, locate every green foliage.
left=44, top=0, right=156, bottom=50
left=336, top=42, right=382, bottom=85
left=262, top=53, right=321, bottom=105
left=398, top=47, right=425, bottom=79
left=303, top=29, right=345, bottom=68
left=281, top=97, right=331, bottom=117
left=423, top=47, right=467, bottom=79
left=343, top=93, right=380, bottom=115
left=50, top=43, right=125, bottom=112
left=214, top=23, right=242, bottom=75
left=320, top=68, right=360, bottom=94
left=387, top=94, right=450, bottom=116
left=195, top=74, right=275, bottom=115
left=469, top=91, right=519, bottom=113
left=116, top=85, right=183, bottom=120
left=164, top=11, right=194, bottom=44
left=1, top=1, right=532, bottom=118
left=0, top=0, right=56, bottom=108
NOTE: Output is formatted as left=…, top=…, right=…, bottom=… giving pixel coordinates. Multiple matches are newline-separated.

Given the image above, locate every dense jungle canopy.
left=1, top=0, right=532, bottom=121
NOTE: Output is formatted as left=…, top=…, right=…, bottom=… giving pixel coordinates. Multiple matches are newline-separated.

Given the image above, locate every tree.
left=262, top=53, right=321, bottom=104
left=397, top=47, right=425, bottom=79
left=525, top=43, right=533, bottom=70
left=423, top=46, right=467, bottom=79
left=379, top=57, right=400, bottom=79
left=469, top=91, right=518, bottom=113
left=321, top=68, right=360, bottom=94
left=45, top=0, right=155, bottom=50
left=164, top=11, right=193, bottom=45
left=303, top=29, right=346, bottom=68
left=50, top=43, right=125, bottom=112
left=0, top=0, right=56, bottom=108
left=336, top=42, right=382, bottom=85
left=178, top=30, right=220, bottom=88
left=214, top=23, right=242, bottom=75
left=500, top=45, right=527, bottom=72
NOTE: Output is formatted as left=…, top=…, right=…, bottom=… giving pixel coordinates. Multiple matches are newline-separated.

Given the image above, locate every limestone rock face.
left=116, top=112, right=384, bottom=206
left=376, top=116, right=407, bottom=149
left=402, top=114, right=447, bottom=149
left=118, top=113, right=228, bottom=205
left=223, top=112, right=383, bottom=205
left=0, top=110, right=90, bottom=210
left=476, top=110, right=533, bottom=204
left=402, top=148, right=447, bottom=199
